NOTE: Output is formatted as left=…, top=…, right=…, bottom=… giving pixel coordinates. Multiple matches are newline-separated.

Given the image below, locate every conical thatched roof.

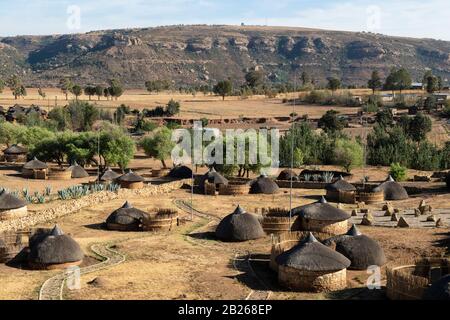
left=68, top=162, right=89, bottom=178
left=28, top=226, right=84, bottom=265
left=374, top=177, right=408, bottom=200
left=200, top=168, right=228, bottom=188
left=292, top=196, right=351, bottom=222
left=23, top=157, right=48, bottom=170
left=276, top=233, right=351, bottom=272
left=423, top=275, right=450, bottom=300
left=0, top=191, right=27, bottom=210
left=3, top=144, right=27, bottom=155
left=328, top=226, right=386, bottom=270
left=117, top=170, right=145, bottom=182
left=99, top=167, right=121, bottom=181
left=215, top=205, right=265, bottom=242
left=106, top=201, right=149, bottom=228
left=250, top=175, right=280, bottom=194
left=277, top=169, right=298, bottom=181
left=326, top=176, right=356, bottom=192
left=168, top=165, right=192, bottom=179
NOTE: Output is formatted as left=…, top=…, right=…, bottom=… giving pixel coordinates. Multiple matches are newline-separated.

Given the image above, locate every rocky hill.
left=1, top=25, right=450, bottom=88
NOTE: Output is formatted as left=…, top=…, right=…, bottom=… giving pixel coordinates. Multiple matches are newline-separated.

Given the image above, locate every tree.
left=166, top=99, right=180, bottom=116
left=425, top=74, right=439, bottom=94
left=0, top=79, right=4, bottom=93
left=8, top=75, right=26, bottom=99
left=71, top=85, right=82, bottom=101
left=334, top=138, right=364, bottom=172
left=48, top=107, right=70, bottom=131
left=100, top=126, right=135, bottom=171
left=245, top=69, right=265, bottom=89
left=213, top=80, right=233, bottom=100
left=103, top=87, right=111, bottom=100
left=95, top=85, right=104, bottom=100
left=38, top=87, right=46, bottom=99
left=108, top=79, right=124, bottom=100
left=384, top=68, right=412, bottom=94
left=408, top=113, right=432, bottom=142
left=84, top=86, right=96, bottom=100
left=0, top=122, right=25, bottom=147
left=327, top=77, right=341, bottom=93
left=145, top=80, right=171, bottom=93
left=59, top=78, right=73, bottom=100
left=300, top=71, right=310, bottom=87
left=318, top=110, right=346, bottom=133
left=368, top=70, right=382, bottom=94
left=375, top=108, right=394, bottom=127
left=67, top=101, right=99, bottom=131
left=140, top=127, right=175, bottom=168
left=389, top=163, right=408, bottom=181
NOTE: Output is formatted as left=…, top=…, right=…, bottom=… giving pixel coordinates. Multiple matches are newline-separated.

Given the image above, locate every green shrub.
left=389, top=163, right=408, bottom=182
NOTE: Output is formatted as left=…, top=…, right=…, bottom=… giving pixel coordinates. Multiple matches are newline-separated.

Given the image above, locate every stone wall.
left=300, top=219, right=349, bottom=236
left=0, top=180, right=188, bottom=232
left=278, top=266, right=347, bottom=292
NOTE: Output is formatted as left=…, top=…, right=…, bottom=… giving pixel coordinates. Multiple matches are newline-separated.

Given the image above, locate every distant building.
left=411, top=82, right=424, bottom=90
left=432, top=92, right=450, bottom=108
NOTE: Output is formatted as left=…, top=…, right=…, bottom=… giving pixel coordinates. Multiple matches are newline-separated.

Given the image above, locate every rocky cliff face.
left=1, top=25, right=450, bottom=88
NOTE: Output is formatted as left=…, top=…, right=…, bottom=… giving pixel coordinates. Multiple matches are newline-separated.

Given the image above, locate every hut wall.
left=278, top=266, right=347, bottom=292
left=0, top=207, right=28, bottom=221
left=358, top=191, right=384, bottom=204
left=219, top=184, right=250, bottom=195
left=339, top=191, right=356, bottom=204
left=21, top=168, right=35, bottom=179
left=300, top=218, right=348, bottom=236
left=48, top=169, right=72, bottom=180
left=119, top=181, right=144, bottom=189
left=325, top=190, right=340, bottom=202
left=106, top=222, right=141, bottom=232
left=262, top=216, right=297, bottom=235
left=0, top=231, right=26, bottom=263
left=204, top=181, right=217, bottom=195
left=143, top=215, right=178, bottom=232
left=4, top=154, right=27, bottom=163
left=29, top=260, right=83, bottom=270
left=386, top=266, right=429, bottom=300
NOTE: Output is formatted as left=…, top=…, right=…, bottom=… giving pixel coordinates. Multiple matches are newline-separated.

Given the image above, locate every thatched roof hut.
left=23, top=157, right=48, bottom=170
left=28, top=225, right=84, bottom=270
left=215, top=205, right=265, bottom=242
left=292, top=197, right=351, bottom=235
left=99, top=167, right=121, bottom=182
left=68, top=161, right=89, bottom=178
left=106, top=201, right=149, bottom=231
left=277, top=169, right=298, bottom=181
left=326, top=176, right=356, bottom=203
left=250, top=175, right=280, bottom=194
left=323, top=224, right=386, bottom=270
left=168, top=165, right=192, bottom=179
left=276, top=233, right=351, bottom=292
left=22, top=157, right=48, bottom=179
left=0, top=191, right=28, bottom=220
left=199, top=168, right=228, bottom=193
left=3, top=144, right=28, bottom=162
left=423, top=275, right=450, bottom=300
left=117, top=170, right=145, bottom=189
left=374, top=176, right=408, bottom=200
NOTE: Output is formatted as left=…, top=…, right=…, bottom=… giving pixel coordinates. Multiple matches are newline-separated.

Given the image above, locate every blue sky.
left=1, top=0, right=450, bottom=40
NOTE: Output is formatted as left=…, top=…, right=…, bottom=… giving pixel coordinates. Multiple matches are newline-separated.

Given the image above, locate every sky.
left=1, top=0, right=450, bottom=40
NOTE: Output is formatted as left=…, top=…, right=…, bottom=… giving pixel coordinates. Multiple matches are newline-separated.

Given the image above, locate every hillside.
left=1, top=25, right=450, bottom=88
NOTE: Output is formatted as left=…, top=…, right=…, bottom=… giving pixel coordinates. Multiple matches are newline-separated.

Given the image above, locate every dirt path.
left=39, top=242, right=126, bottom=300
left=173, top=199, right=272, bottom=300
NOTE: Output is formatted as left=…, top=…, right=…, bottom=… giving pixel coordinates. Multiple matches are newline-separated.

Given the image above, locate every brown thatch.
left=324, top=225, right=386, bottom=270
left=250, top=175, right=280, bottom=194
left=215, top=205, right=265, bottom=242
left=423, top=275, right=450, bottom=300
left=277, top=169, right=298, bottom=181
left=292, top=197, right=350, bottom=222
left=325, top=176, right=356, bottom=192
left=99, top=167, right=121, bottom=182
left=28, top=225, right=84, bottom=266
left=276, top=233, right=350, bottom=272
left=374, top=176, right=409, bottom=200
left=117, top=170, right=145, bottom=182
left=3, top=144, right=27, bottom=155
left=199, top=168, right=228, bottom=189
left=68, top=162, right=89, bottom=178
left=168, top=165, right=192, bottom=179
left=0, top=191, right=27, bottom=211
left=23, top=157, right=48, bottom=170
left=106, top=201, right=148, bottom=231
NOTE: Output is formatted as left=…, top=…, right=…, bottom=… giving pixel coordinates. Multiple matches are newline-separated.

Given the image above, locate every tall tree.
left=84, top=86, right=95, bottom=100
left=108, top=79, right=124, bottom=100
left=140, top=127, right=175, bottom=168
left=213, top=80, right=233, bottom=100
left=368, top=70, right=382, bottom=94
left=245, top=69, right=265, bottom=89
left=59, top=78, right=73, bottom=100
left=327, top=77, right=341, bottom=94
left=71, top=85, right=82, bottom=101
left=384, top=68, right=412, bottom=94
left=8, top=75, right=27, bottom=100
left=0, top=78, right=4, bottom=93
left=95, top=85, right=104, bottom=100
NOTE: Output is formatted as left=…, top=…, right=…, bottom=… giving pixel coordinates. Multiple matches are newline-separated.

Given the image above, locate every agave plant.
left=312, top=174, right=320, bottom=182
left=303, top=173, right=312, bottom=182
left=25, top=195, right=34, bottom=203
left=37, top=195, right=46, bottom=204
left=22, top=188, right=29, bottom=198
left=322, top=172, right=334, bottom=183
left=44, top=186, right=52, bottom=196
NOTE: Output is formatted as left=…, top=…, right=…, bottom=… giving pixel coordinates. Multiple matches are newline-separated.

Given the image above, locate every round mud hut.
left=0, top=191, right=28, bottom=221
left=323, top=224, right=386, bottom=270
left=277, top=169, right=298, bottom=181
left=22, top=157, right=48, bottom=179
left=2, top=144, right=28, bottom=163
left=276, top=233, right=351, bottom=292
left=68, top=161, right=89, bottom=179
left=250, top=175, right=280, bottom=195
left=117, top=170, right=145, bottom=189
left=199, top=168, right=228, bottom=195
left=374, top=176, right=409, bottom=201
left=325, top=176, right=357, bottom=204
left=106, top=201, right=149, bottom=231
left=292, top=197, right=351, bottom=236
left=218, top=181, right=251, bottom=195
left=168, top=165, right=192, bottom=179
left=28, top=225, right=84, bottom=270
left=215, top=205, right=266, bottom=242
left=99, top=167, right=121, bottom=182
left=142, top=209, right=179, bottom=232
